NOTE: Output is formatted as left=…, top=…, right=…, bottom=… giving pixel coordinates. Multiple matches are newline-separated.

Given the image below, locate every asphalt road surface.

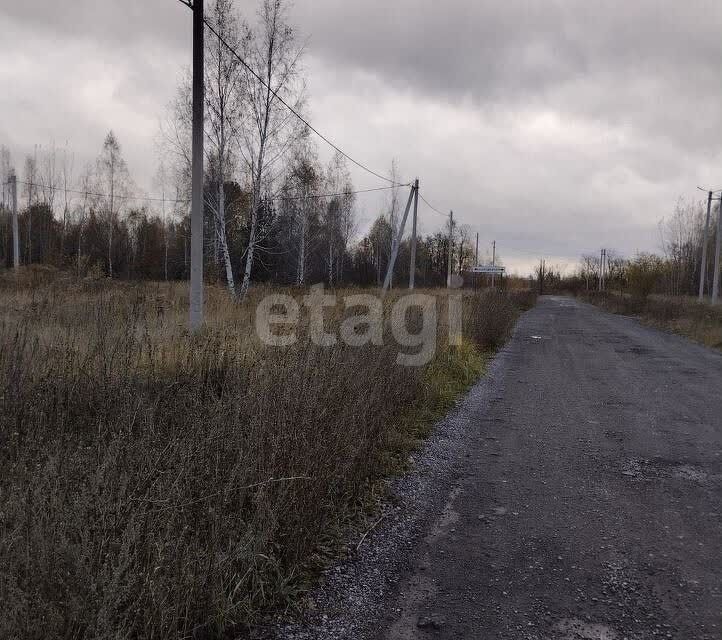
left=380, top=296, right=722, bottom=640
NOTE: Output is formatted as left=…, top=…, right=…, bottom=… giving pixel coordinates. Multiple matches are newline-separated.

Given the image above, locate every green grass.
left=381, top=340, right=488, bottom=475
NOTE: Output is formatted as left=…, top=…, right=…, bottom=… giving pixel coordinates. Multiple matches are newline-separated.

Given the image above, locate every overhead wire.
left=176, top=1, right=405, bottom=187
left=9, top=179, right=190, bottom=205
left=269, top=184, right=404, bottom=202
left=417, top=191, right=449, bottom=218
left=2, top=179, right=404, bottom=207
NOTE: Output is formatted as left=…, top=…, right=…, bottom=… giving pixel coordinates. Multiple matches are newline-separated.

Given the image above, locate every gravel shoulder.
left=274, top=296, right=722, bottom=640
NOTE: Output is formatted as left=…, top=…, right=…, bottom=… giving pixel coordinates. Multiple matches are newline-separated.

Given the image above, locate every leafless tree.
left=659, top=197, right=704, bottom=296
left=154, top=161, right=172, bottom=281
left=39, top=142, right=59, bottom=211
left=97, top=131, right=130, bottom=278
left=323, top=151, right=356, bottom=285
left=281, top=141, right=320, bottom=286
left=23, top=149, right=40, bottom=262
left=0, top=146, right=12, bottom=265
left=204, top=0, right=249, bottom=294
left=386, top=159, right=401, bottom=249
left=237, top=0, right=306, bottom=299
left=75, top=163, right=94, bottom=276
left=580, top=254, right=599, bottom=291
left=61, top=143, right=75, bottom=255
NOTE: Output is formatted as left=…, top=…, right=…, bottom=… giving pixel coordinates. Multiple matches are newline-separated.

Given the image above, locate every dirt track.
left=278, top=296, right=722, bottom=640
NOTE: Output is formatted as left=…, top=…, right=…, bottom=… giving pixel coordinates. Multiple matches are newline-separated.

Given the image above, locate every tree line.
left=547, top=197, right=721, bottom=298
left=0, top=0, right=481, bottom=291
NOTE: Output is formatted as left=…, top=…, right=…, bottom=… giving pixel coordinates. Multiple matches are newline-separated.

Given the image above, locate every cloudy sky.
left=1, top=0, right=720, bottom=274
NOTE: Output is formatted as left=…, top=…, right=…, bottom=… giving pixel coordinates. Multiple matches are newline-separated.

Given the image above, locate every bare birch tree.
left=97, top=131, right=130, bottom=278
left=293, top=158, right=319, bottom=286
left=204, top=0, right=249, bottom=294
left=39, top=142, right=59, bottom=211
left=61, top=144, right=74, bottom=256
left=154, top=161, right=171, bottom=281
left=324, top=151, right=356, bottom=286
left=162, top=0, right=249, bottom=294
left=75, top=164, right=94, bottom=276
left=237, top=0, right=305, bottom=299
left=23, top=150, right=39, bottom=263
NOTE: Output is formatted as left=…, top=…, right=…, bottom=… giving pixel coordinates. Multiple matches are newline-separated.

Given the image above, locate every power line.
left=178, top=2, right=404, bottom=187
left=417, top=191, right=449, bottom=217
left=269, top=184, right=405, bottom=202
left=10, top=179, right=190, bottom=205
left=4, top=178, right=402, bottom=207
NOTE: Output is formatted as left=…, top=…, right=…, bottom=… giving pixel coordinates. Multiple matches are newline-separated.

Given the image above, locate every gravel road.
left=276, top=296, right=722, bottom=640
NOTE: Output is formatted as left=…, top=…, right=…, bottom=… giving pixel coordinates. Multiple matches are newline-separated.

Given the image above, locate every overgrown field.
left=0, top=269, right=535, bottom=639
left=581, top=291, right=722, bottom=350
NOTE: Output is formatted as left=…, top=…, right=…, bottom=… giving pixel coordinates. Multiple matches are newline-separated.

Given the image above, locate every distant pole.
left=446, top=210, right=454, bottom=288
left=11, top=172, right=19, bottom=270
left=189, top=0, right=205, bottom=330
left=699, top=191, right=712, bottom=300
left=491, top=240, right=497, bottom=289
left=712, top=198, right=722, bottom=304
left=539, top=259, right=545, bottom=296
left=382, top=185, right=415, bottom=293
left=408, top=178, right=419, bottom=289
left=598, top=248, right=605, bottom=292
left=474, top=232, right=479, bottom=290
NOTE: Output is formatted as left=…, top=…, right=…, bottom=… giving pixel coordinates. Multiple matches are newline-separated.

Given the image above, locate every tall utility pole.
left=189, top=0, right=205, bottom=330
left=446, top=210, right=454, bottom=288
left=699, top=191, right=713, bottom=300
left=10, top=172, right=19, bottom=270
left=382, top=184, right=415, bottom=294
left=712, top=198, right=722, bottom=304
left=598, top=248, right=605, bottom=292
left=539, top=259, right=545, bottom=295
left=491, top=240, right=497, bottom=289
left=408, top=178, right=419, bottom=289
left=474, top=232, right=479, bottom=290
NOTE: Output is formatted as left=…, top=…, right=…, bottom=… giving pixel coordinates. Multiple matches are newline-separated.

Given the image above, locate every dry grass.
left=0, top=269, right=534, bottom=639
left=581, top=291, right=722, bottom=350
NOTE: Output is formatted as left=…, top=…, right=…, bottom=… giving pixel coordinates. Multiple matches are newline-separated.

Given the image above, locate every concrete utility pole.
left=539, top=259, right=545, bottom=296
left=491, top=240, right=497, bottom=289
left=474, top=232, right=479, bottom=290
left=447, top=210, right=454, bottom=288
left=189, top=0, right=205, bottom=330
left=712, top=198, right=722, bottom=304
left=699, top=191, right=713, bottom=300
left=598, top=248, right=605, bottom=292
left=408, top=178, right=419, bottom=289
left=10, top=172, right=19, bottom=270
left=382, top=184, right=415, bottom=294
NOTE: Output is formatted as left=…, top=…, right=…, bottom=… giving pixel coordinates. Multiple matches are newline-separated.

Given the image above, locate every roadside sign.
left=471, top=265, right=505, bottom=274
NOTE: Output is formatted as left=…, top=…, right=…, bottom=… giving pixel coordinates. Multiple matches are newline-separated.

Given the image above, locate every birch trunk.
left=217, top=179, right=236, bottom=295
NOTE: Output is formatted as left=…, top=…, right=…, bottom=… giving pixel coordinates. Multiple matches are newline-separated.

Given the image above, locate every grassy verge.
left=0, top=271, right=534, bottom=639
left=580, top=291, right=722, bottom=350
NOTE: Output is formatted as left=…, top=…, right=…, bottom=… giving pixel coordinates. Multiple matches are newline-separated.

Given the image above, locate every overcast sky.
left=1, top=0, right=720, bottom=275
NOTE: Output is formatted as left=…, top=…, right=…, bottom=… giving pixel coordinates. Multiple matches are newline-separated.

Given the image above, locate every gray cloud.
left=1, top=0, right=720, bottom=274
left=293, top=0, right=722, bottom=150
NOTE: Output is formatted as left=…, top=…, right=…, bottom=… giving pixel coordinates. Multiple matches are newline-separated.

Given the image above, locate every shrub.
left=0, top=278, right=534, bottom=638
left=464, top=290, right=535, bottom=350
left=627, top=253, right=664, bottom=299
